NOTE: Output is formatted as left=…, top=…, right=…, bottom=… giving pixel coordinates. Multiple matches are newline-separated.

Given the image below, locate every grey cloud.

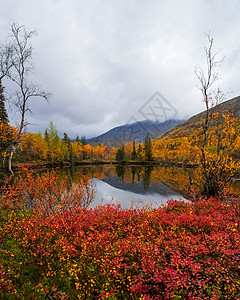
left=1, top=0, right=240, bottom=139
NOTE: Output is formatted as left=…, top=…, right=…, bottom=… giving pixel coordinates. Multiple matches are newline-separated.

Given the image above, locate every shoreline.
left=0, top=160, right=199, bottom=173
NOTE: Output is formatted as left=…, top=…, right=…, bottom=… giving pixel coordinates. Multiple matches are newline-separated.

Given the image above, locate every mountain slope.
left=88, top=119, right=185, bottom=147
left=160, top=96, right=240, bottom=139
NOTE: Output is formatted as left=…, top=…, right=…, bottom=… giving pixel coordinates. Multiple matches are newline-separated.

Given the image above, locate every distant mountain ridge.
left=87, top=119, right=185, bottom=147
left=160, top=96, right=240, bottom=140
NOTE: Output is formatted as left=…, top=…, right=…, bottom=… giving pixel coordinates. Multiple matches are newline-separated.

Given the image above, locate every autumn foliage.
left=0, top=163, right=239, bottom=298
left=0, top=192, right=239, bottom=299
left=0, top=121, right=17, bottom=160
left=1, top=167, right=95, bottom=217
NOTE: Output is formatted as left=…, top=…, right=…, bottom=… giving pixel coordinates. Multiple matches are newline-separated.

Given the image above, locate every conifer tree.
left=76, top=135, right=80, bottom=144
left=62, top=132, right=69, bottom=161
left=44, top=129, right=50, bottom=160
left=144, top=133, right=153, bottom=161
left=44, top=129, right=50, bottom=144
left=0, top=79, right=13, bottom=166
left=131, top=140, right=137, bottom=160
left=67, top=138, right=73, bottom=164
left=48, top=121, right=59, bottom=146
left=44, top=122, right=60, bottom=162
left=0, top=79, right=9, bottom=123
left=62, top=132, right=73, bottom=163
left=137, top=144, right=143, bottom=160
left=116, top=146, right=126, bottom=162
left=81, top=136, right=87, bottom=145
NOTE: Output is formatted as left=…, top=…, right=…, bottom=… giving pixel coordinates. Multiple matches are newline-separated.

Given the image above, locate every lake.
left=60, top=164, right=240, bottom=209
left=60, top=164, right=198, bottom=209
left=2, top=164, right=239, bottom=209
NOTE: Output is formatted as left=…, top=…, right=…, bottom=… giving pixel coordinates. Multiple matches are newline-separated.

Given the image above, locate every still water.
left=61, top=165, right=198, bottom=209
left=62, top=164, right=240, bottom=209
left=89, top=177, right=185, bottom=209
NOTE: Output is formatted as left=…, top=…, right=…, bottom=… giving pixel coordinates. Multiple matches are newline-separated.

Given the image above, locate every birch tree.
left=1, top=23, right=51, bottom=174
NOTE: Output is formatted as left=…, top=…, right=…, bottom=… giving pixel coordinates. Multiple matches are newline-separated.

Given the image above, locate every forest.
left=1, top=111, right=239, bottom=165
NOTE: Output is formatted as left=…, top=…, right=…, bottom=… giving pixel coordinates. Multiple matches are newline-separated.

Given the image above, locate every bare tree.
left=195, top=33, right=238, bottom=196
left=2, top=23, right=51, bottom=175
left=195, top=33, right=224, bottom=170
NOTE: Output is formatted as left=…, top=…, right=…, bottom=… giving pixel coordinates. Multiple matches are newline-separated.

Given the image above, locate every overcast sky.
left=0, top=0, right=240, bottom=139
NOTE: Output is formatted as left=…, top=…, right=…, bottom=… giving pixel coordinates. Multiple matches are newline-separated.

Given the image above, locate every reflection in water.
left=64, top=165, right=191, bottom=208
left=89, top=178, right=184, bottom=209
left=115, top=165, right=154, bottom=192
left=1, top=164, right=239, bottom=209
left=60, top=164, right=240, bottom=209
left=116, top=165, right=126, bottom=180
left=143, top=166, right=153, bottom=191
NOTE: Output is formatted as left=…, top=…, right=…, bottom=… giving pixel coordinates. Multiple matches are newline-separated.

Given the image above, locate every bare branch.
left=195, top=32, right=225, bottom=111
left=0, top=43, right=14, bottom=80
left=0, top=23, right=52, bottom=174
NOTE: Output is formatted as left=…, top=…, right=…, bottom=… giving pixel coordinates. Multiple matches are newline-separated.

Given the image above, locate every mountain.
left=160, top=96, right=240, bottom=140
left=87, top=119, right=185, bottom=147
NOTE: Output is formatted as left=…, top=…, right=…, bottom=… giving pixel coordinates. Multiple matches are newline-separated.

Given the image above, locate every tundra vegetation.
left=0, top=26, right=239, bottom=299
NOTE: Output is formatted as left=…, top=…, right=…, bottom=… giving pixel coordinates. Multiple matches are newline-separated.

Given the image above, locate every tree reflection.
left=143, top=166, right=154, bottom=191
left=131, top=166, right=136, bottom=183
left=116, top=165, right=126, bottom=180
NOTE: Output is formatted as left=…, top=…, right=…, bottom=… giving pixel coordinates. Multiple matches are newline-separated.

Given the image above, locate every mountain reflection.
left=60, top=165, right=195, bottom=208
left=103, top=166, right=177, bottom=196
left=59, top=164, right=239, bottom=208
left=89, top=178, right=184, bottom=209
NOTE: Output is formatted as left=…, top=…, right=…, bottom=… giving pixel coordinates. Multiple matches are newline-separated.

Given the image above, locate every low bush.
left=0, top=194, right=239, bottom=299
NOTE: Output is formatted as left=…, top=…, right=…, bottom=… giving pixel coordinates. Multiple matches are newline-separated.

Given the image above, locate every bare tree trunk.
left=8, top=145, right=16, bottom=176
left=2, top=152, right=6, bottom=168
